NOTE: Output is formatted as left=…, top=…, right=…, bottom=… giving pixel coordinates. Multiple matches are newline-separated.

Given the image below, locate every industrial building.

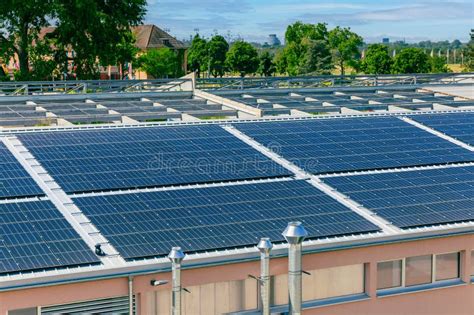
left=0, top=79, right=473, bottom=314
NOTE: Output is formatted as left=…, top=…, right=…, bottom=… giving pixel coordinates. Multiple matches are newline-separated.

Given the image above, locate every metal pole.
left=257, top=238, right=273, bottom=315
left=282, top=222, right=308, bottom=315
left=168, top=247, right=185, bottom=315
left=128, top=276, right=134, bottom=315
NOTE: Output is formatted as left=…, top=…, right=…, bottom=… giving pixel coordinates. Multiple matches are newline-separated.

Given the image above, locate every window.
left=270, top=264, right=365, bottom=305
left=435, top=252, right=460, bottom=281
left=377, top=260, right=402, bottom=289
left=405, top=255, right=432, bottom=287
left=471, top=251, right=474, bottom=276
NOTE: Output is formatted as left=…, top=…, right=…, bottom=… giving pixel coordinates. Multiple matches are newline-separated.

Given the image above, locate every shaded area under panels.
left=408, top=112, right=474, bottom=146
left=0, top=200, right=100, bottom=274
left=73, top=180, right=381, bottom=260
left=0, top=142, right=44, bottom=199
left=232, top=116, right=474, bottom=174
left=18, top=125, right=291, bottom=194
left=322, top=166, right=474, bottom=229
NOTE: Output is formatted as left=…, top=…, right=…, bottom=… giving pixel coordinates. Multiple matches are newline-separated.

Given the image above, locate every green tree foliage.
left=392, top=48, right=431, bottom=74
left=360, top=44, right=393, bottom=74
left=136, top=48, right=179, bottom=78
left=302, top=39, right=333, bottom=75
left=280, top=21, right=329, bottom=75
left=53, top=0, right=146, bottom=79
left=187, top=34, right=208, bottom=77
left=463, top=30, right=474, bottom=72
left=207, top=35, right=229, bottom=77
left=258, top=51, right=276, bottom=77
left=328, top=26, right=363, bottom=75
left=0, top=0, right=146, bottom=80
left=430, top=56, right=450, bottom=73
left=0, top=0, right=54, bottom=80
left=225, top=41, right=259, bottom=77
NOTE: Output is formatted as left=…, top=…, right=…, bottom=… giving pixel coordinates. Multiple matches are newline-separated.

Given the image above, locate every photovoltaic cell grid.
left=0, top=141, right=44, bottom=199
left=233, top=117, right=474, bottom=174
left=0, top=200, right=100, bottom=274
left=409, top=112, right=474, bottom=146
left=74, top=180, right=381, bottom=260
left=322, top=166, right=474, bottom=229
left=18, top=125, right=291, bottom=193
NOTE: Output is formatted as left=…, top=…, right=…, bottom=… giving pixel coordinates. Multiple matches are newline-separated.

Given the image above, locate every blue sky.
left=146, top=0, right=474, bottom=43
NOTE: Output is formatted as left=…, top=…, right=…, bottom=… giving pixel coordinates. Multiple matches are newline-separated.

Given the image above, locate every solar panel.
left=409, top=112, right=474, bottom=146
left=74, top=180, right=381, bottom=260
left=18, top=125, right=291, bottom=193
left=0, top=142, right=44, bottom=199
left=322, top=166, right=474, bottom=229
left=232, top=117, right=474, bottom=174
left=0, top=200, right=100, bottom=274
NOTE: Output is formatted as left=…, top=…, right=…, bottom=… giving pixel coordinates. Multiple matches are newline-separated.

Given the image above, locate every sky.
left=145, top=0, right=474, bottom=43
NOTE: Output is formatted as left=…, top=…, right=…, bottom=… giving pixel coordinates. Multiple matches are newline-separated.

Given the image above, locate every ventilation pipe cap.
left=282, top=221, right=308, bottom=245
left=168, top=247, right=185, bottom=264
left=257, top=237, right=273, bottom=254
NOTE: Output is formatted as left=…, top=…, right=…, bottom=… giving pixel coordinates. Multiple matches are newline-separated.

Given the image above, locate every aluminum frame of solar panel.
left=322, top=166, right=474, bottom=229
left=0, top=200, right=100, bottom=274
left=19, top=125, right=291, bottom=193
left=232, top=117, right=474, bottom=174
left=74, top=179, right=381, bottom=260
left=0, top=141, right=44, bottom=199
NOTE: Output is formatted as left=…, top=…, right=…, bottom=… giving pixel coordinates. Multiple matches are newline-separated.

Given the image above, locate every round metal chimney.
left=257, top=237, right=273, bottom=254
left=168, top=247, right=185, bottom=264
left=282, top=221, right=308, bottom=245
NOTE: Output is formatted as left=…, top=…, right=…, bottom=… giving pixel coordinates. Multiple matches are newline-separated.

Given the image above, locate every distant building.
left=268, top=34, right=281, bottom=46
left=382, top=38, right=390, bottom=44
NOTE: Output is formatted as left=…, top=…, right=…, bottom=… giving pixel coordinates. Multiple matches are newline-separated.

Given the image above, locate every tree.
left=430, top=56, right=450, bottom=73
left=463, top=30, right=474, bottom=72
left=280, top=21, right=329, bottom=75
left=187, top=34, right=208, bottom=77
left=0, top=0, right=54, bottom=80
left=301, top=39, right=333, bottom=75
left=360, top=44, right=393, bottom=74
left=392, top=48, right=430, bottom=74
left=207, top=35, right=229, bottom=77
left=53, top=0, right=146, bottom=79
left=328, top=26, right=363, bottom=75
left=225, top=41, right=259, bottom=77
left=136, top=48, right=179, bottom=78
left=258, top=51, right=276, bottom=77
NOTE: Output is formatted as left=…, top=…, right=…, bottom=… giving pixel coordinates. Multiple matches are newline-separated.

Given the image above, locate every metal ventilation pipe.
left=168, top=247, right=186, bottom=315
left=257, top=237, right=273, bottom=315
left=282, top=222, right=308, bottom=315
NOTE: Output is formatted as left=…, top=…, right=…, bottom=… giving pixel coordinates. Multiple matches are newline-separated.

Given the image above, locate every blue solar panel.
left=232, top=117, right=474, bottom=174
left=74, top=180, right=381, bottom=260
left=18, top=125, right=291, bottom=193
left=0, top=200, right=100, bottom=274
left=0, top=142, right=44, bottom=199
left=322, top=166, right=474, bottom=229
left=409, top=112, right=474, bottom=146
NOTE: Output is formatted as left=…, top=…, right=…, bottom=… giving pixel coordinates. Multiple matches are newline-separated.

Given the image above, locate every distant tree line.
left=187, top=22, right=474, bottom=78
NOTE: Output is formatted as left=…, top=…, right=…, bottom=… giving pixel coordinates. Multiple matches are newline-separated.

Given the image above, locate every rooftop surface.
left=0, top=83, right=473, bottom=290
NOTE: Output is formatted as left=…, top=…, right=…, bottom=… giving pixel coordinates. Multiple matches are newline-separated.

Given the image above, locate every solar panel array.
left=74, top=180, right=381, bottom=259
left=0, top=200, right=100, bottom=274
left=322, top=166, right=474, bottom=229
left=409, top=112, right=474, bottom=146
left=19, top=125, right=291, bottom=193
left=0, top=142, right=44, bottom=199
left=233, top=117, right=474, bottom=174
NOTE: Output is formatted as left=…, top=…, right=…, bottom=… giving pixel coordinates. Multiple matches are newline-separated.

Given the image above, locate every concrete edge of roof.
left=1, top=108, right=474, bottom=135
left=0, top=223, right=473, bottom=292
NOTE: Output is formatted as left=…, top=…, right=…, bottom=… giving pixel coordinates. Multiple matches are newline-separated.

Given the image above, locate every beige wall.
left=1, top=234, right=473, bottom=315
